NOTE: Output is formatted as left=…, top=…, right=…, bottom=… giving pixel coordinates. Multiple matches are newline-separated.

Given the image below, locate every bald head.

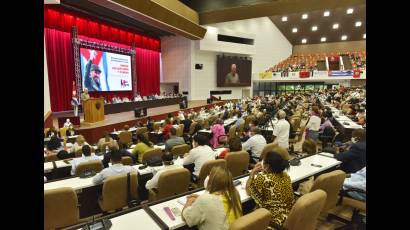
left=231, top=64, right=237, bottom=73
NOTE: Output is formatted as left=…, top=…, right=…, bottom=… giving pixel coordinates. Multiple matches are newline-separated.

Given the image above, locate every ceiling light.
left=324, top=11, right=330, bottom=17
left=333, top=23, right=339, bottom=29
left=312, top=26, right=318, bottom=31
left=302, top=38, right=307, bottom=44
left=321, top=37, right=327, bottom=42
left=302, top=14, right=308, bottom=19
left=341, top=35, right=347, bottom=40
left=363, top=34, right=366, bottom=39
left=292, top=28, right=298, bottom=33
left=281, top=16, right=288, bottom=22
left=347, top=8, right=354, bottom=14
left=355, top=21, right=362, bottom=27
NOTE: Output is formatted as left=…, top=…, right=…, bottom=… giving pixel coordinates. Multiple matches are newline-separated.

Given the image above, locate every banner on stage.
left=328, top=70, right=353, bottom=77
left=80, top=48, right=133, bottom=92
left=258, top=72, right=273, bottom=80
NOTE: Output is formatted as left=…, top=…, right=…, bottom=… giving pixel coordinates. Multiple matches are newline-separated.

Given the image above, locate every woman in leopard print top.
left=245, top=151, right=294, bottom=226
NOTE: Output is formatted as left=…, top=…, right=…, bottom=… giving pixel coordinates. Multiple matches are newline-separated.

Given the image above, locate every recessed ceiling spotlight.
left=292, top=28, right=298, bottom=33
left=333, top=23, right=339, bottom=29
left=282, top=16, right=288, bottom=22
left=324, top=11, right=330, bottom=17
left=302, top=38, right=307, bottom=43
left=347, top=8, right=354, bottom=14
left=321, top=37, right=327, bottom=42
left=302, top=14, right=308, bottom=19
left=312, top=26, right=318, bottom=31
left=355, top=21, right=362, bottom=27
left=341, top=35, right=347, bottom=40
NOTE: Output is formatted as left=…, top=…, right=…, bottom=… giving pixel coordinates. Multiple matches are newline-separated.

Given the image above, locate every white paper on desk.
left=311, top=155, right=320, bottom=165
left=177, top=197, right=187, bottom=206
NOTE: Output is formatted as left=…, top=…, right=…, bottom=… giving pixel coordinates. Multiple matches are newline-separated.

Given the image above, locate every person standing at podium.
left=81, top=88, right=90, bottom=102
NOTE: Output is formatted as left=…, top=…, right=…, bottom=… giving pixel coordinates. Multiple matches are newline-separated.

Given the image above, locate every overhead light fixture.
left=341, top=35, right=347, bottom=40
left=302, top=14, right=308, bottom=19
left=282, top=16, right=288, bottom=22
left=333, top=23, right=339, bottom=29
left=363, top=34, right=366, bottom=39
left=321, top=37, right=327, bottom=42
left=312, top=26, right=318, bottom=31
left=292, top=28, right=298, bottom=33
left=355, top=21, right=362, bottom=27
left=302, top=38, right=307, bottom=43
left=347, top=8, right=354, bottom=14
left=324, top=11, right=330, bottom=17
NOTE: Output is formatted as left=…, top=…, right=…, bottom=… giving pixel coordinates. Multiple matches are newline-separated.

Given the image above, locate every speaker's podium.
left=83, top=97, right=105, bottom=124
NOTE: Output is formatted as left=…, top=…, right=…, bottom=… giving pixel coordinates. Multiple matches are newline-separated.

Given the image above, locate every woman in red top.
left=218, top=136, right=242, bottom=159
left=162, top=118, right=174, bottom=140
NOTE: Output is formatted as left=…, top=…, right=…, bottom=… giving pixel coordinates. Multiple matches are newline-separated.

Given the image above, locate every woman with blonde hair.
left=70, top=135, right=90, bottom=154
left=182, top=167, right=242, bottom=230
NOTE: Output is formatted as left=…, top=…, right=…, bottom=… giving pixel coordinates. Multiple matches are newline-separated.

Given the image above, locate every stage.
left=52, top=100, right=224, bottom=144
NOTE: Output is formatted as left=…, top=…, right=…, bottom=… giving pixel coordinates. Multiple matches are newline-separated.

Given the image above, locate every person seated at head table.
left=182, top=167, right=242, bottom=230
left=209, top=118, right=226, bottom=149
left=70, top=135, right=90, bottom=154
left=245, top=151, right=294, bottom=227
left=45, top=126, right=59, bottom=138
left=102, top=140, right=135, bottom=168
left=145, top=151, right=181, bottom=190
left=122, top=97, right=130, bottom=102
left=242, top=127, right=267, bottom=163
left=67, top=124, right=76, bottom=136
left=92, top=149, right=138, bottom=185
left=218, top=136, right=242, bottom=159
left=97, top=131, right=114, bottom=153
left=71, top=145, right=102, bottom=175
left=63, top=119, right=72, bottom=128
left=165, top=127, right=185, bottom=152
left=183, top=134, right=215, bottom=177
left=131, top=134, right=154, bottom=163
left=335, top=129, right=366, bottom=174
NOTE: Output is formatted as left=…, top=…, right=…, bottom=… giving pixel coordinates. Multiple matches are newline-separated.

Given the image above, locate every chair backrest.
left=75, top=160, right=104, bottom=176
left=171, top=144, right=190, bottom=157
left=121, top=156, right=134, bottom=166
left=225, top=151, right=250, bottom=177
left=44, top=187, right=79, bottom=230
left=229, top=208, right=271, bottom=230
left=119, top=131, right=132, bottom=146
left=100, top=173, right=138, bottom=212
left=59, top=127, right=68, bottom=138
left=189, top=121, right=198, bottom=135
left=136, top=127, right=148, bottom=135
left=310, top=170, right=346, bottom=212
left=228, top=125, right=237, bottom=140
left=176, top=125, right=184, bottom=137
left=153, top=168, right=191, bottom=201
left=142, top=148, right=163, bottom=164
left=44, top=154, right=58, bottom=162
left=177, top=124, right=184, bottom=136
left=283, top=189, right=327, bottom=230
left=197, top=159, right=227, bottom=186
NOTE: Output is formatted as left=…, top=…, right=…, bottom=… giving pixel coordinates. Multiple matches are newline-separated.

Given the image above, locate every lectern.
left=83, top=97, right=105, bottom=123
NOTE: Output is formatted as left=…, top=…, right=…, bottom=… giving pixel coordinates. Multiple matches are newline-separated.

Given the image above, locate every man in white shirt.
left=272, top=110, right=290, bottom=149
left=242, top=127, right=267, bottom=163
left=306, top=106, right=321, bottom=141
left=92, top=150, right=137, bottom=184
left=146, top=152, right=181, bottom=190
left=183, top=134, right=215, bottom=176
left=71, top=145, right=102, bottom=175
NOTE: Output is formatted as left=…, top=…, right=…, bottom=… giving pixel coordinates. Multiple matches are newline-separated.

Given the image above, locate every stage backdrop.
left=44, top=7, right=160, bottom=112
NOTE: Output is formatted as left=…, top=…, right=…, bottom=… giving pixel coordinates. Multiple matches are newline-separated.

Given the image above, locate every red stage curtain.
left=45, top=28, right=75, bottom=112
left=136, top=48, right=160, bottom=96
left=44, top=7, right=160, bottom=52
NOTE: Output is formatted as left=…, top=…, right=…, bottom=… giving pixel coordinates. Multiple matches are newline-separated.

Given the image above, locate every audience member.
left=71, top=145, right=101, bottom=175
left=183, top=134, right=215, bottom=176
left=335, top=129, right=366, bottom=173
left=218, top=136, right=242, bottom=159
left=305, top=106, right=321, bottom=141
left=272, top=110, right=290, bottom=149
left=145, top=152, right=181, bottom=190
left=242, top=127, right=267, bottom=163
left=210, top=119, right=226, bottom=148
left=342, top=167, right=366, bottom=201
left=71, top=135, right=90, bottom=154
left=165, top=127, right=186, bottom=151
left=131, top=134, right=154, bottom=163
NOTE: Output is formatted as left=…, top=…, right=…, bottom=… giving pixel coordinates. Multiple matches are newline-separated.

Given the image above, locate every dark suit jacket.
left=335, top=141, right=366, bottom=173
